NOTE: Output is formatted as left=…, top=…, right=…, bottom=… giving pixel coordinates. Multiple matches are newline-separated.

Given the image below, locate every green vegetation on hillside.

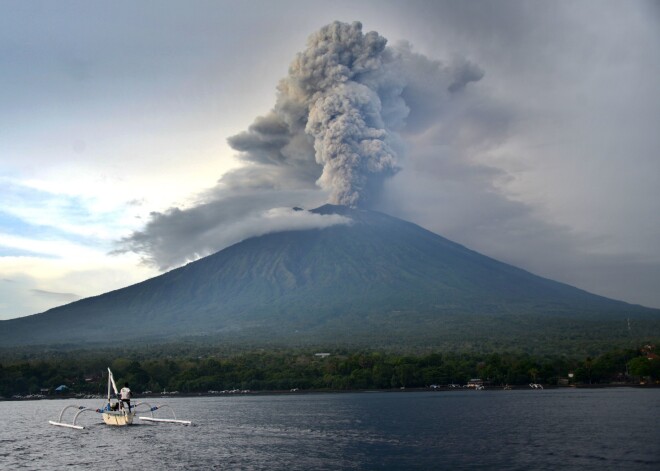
left=2, top=345, right=657, bottom=398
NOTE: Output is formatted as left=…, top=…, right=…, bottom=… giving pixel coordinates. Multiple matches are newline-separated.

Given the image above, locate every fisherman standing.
left=120, top=382, right=132, bottom=412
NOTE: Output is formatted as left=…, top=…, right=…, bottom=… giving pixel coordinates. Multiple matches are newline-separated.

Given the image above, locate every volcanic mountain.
left=1, top=205, right=658, bottom=351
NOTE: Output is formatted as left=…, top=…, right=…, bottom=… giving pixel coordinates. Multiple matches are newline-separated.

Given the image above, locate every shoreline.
left=3, top=383, right=658, bottom=402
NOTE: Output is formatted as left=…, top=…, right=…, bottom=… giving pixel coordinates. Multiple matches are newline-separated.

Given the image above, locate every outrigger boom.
left=139, top=417, right=192, bottom=425
left=49, top=367, right=191, bottom=429
left=49, top=405, right=103, bottom=430
left=49, top=421, right=84, bottom=430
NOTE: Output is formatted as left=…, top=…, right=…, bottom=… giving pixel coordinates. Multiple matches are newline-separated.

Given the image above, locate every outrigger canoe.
left=49, top=367, right=190, bottom=429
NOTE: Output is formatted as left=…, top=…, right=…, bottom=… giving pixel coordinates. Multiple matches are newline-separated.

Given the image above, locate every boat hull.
left=102, top=411, right=135, bottom=426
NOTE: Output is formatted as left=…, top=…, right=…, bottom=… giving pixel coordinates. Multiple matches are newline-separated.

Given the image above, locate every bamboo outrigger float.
left=49, top=367, right=191, bottom=429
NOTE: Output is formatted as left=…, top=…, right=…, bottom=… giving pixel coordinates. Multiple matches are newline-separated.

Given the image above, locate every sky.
left=1, top=0, right=659, bottom=320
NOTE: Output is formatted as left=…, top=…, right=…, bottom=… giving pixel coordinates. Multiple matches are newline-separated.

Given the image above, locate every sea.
left=1, top=388, right=658, bottom=470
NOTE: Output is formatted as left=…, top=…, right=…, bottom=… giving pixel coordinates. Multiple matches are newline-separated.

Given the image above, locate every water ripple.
left=0, top=389, right=658, bottom=470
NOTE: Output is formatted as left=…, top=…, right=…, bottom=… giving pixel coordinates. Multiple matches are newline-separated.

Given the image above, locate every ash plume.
left=230, top=22, right=408, bottom=207
left=118, top=20, right=485, bottom=268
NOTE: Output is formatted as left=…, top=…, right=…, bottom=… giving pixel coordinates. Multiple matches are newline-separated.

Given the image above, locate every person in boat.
left=120, top=382, right=132, bottom=412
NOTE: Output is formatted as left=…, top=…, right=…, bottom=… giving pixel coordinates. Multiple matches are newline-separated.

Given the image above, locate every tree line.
left=2, top=344, right=658, bottom=398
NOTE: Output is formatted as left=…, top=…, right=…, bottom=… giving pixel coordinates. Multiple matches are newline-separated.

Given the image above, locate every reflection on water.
left=1, top=388, right=658, bottom=470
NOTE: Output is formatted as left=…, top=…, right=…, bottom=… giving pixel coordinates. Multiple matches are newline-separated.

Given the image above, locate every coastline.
left=3, top=382, right=658, bottom=402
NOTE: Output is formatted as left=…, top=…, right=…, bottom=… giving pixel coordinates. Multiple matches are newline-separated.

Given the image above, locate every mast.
left=107, top=367, right=119, bottom=402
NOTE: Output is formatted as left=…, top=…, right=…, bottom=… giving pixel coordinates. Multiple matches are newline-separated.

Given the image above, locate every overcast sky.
left=1, top=0, right=659, bottom=320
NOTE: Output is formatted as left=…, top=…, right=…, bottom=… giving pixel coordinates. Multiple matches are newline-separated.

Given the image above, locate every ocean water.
left=1, top=388, right=658, bottom=470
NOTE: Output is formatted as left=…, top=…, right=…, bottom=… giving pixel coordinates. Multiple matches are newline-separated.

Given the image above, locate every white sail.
left=108, top=367, right=119, bottom=399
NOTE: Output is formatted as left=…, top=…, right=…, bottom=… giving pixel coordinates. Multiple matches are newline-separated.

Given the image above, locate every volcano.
left=1, top=205, right=658, bottom=351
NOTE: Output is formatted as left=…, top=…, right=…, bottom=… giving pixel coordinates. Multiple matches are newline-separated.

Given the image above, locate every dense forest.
left=1, top=345, right=658, bottom=398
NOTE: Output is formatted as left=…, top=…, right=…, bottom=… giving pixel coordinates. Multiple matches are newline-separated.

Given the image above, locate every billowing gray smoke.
left=118, top=20, right=485, bottom=269
left=229, top=21, right=408, bottom=207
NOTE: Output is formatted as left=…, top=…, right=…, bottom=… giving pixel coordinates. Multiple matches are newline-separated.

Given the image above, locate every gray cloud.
left=116, top=200, right=350, bottom=270
left=118, top=20, right=485, bottom=269
left=227, top=21, right=403, bottom=208
left=30, top=289, right=81, bottom=303
left=228, top=113, right=298, bottom=165
left=227, top=21, right=483, bottom=208
left=109, top=5, right=659, bottom=308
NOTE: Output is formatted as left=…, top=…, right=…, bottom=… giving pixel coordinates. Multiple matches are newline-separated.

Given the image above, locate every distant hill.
left=1, top=205, right=658, bottom=353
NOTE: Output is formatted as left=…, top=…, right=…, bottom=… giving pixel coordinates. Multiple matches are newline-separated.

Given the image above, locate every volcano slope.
left=1, top=205, right=658, bottom=353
